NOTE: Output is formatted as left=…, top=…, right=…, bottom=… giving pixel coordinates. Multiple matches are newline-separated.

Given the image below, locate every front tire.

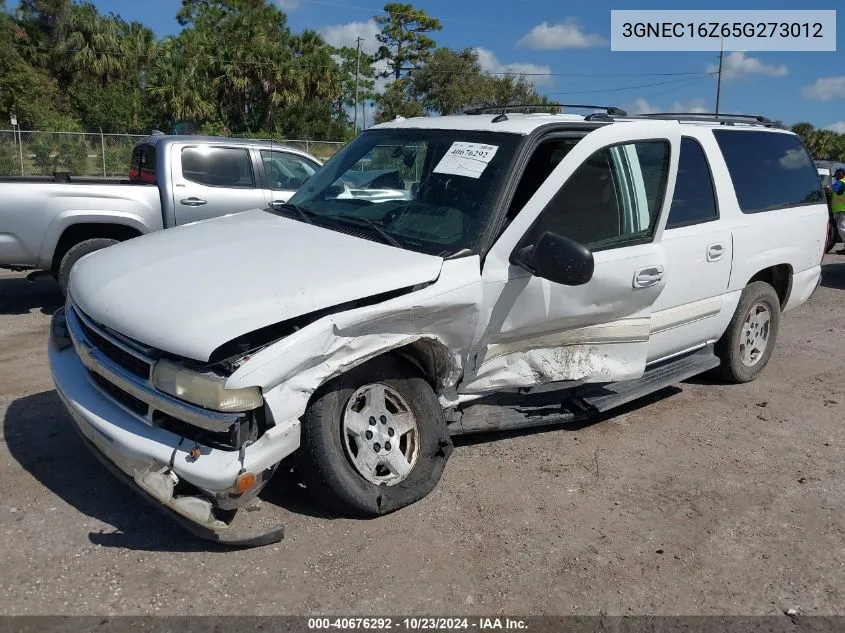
left=296, top=355, right=453, bottom=517
left=716, top=281, right=781, bottom=384
left=57, top=238, right=119, bottom=296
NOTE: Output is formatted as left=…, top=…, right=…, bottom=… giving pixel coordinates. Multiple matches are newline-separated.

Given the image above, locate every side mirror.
left=510, top=231, right=594, bottom=286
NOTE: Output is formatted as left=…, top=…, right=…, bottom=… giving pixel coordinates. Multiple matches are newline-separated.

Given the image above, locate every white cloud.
left=276, top=0, right=300, bottom=9
left=517, top=19, right=606, bottom=50
left=779, top=148, right=812, bottom=170
left=827, top=121, right=845, bottom=134
left=621, top=98, right=710, bottom=115
left=474, top=47, right=553, bottom=87
left=319, top=20, right=381, bottom=54
left=705, top=52, right=788, bottom=81
left=802, top=76, right=845, bottom=101
left=623, top=98, right=660, bottom=115
left=670, top=98, right=709, bottom=113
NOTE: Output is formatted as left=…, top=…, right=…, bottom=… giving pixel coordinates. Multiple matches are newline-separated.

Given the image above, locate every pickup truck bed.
left=1, top=179, right=162, bottom=270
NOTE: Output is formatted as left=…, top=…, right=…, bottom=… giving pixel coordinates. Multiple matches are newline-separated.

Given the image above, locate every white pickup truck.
left=48, top=108, right=826, bottom=546
left=1, top=135, right=322, bottom=293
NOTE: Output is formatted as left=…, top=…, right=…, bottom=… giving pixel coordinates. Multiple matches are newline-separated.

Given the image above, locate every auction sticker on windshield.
left=433, top=142, right=499, bottom=179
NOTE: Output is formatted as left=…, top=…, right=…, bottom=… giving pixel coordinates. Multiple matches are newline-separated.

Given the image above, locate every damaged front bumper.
left=48, top=307, right=292, bottom=547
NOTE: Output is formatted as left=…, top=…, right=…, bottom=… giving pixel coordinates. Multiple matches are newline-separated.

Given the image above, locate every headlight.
left=152, top=360, right=263, bottom=412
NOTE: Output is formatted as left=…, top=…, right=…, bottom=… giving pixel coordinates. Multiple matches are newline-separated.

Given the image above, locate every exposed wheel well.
left=390, top=338, right=458, bottom=392
left=51, top=223, right=143, bottom=272
left=748, top=264, right=792, bottom=309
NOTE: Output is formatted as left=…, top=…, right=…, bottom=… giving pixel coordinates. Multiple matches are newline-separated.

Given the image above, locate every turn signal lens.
left=236, top=472, right=257, bottom=494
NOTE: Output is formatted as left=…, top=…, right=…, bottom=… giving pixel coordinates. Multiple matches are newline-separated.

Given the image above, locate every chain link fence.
left=0, top=131, right=345, bottom=177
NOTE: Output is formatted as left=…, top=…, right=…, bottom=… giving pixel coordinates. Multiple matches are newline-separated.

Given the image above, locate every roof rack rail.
left=465, top=103, right=627, bottom=116
left=632, top=112, right=784, bottom=128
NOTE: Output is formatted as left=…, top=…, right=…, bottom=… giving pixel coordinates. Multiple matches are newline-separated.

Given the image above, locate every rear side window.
left=181, top=147, right=255, bottom=188
left=129, top=144, right=156, bottom=183
left=713, top=130, right=824, bottom=214
left=666, top=138, right=718, bottom=228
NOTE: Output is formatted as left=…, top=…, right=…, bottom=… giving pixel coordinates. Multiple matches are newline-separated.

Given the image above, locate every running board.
left=452, top=345, right=720, bottom=435
left=577, top=345, right=720, bottom=412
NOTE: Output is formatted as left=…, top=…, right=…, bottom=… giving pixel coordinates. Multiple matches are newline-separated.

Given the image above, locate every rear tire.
left=715, top=281, right=781, bottom=384
left=825, top=219, right=838, bottom=254
left=57, top=238, right=118, bottom=296
left=296, top=355, right=452, bottom=517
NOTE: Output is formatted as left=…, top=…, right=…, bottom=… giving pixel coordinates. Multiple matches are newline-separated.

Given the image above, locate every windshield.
left=284, top=129, right=523, bottom=256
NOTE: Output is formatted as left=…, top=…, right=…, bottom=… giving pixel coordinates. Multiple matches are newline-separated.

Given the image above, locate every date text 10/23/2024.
left=306, top=617, right=529, bottom=630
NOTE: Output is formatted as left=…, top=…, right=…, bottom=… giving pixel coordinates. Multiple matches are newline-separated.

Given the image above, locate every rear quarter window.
left=129, top=144, right=156, bottom=183
left=713, top=130, right=824, bottom=214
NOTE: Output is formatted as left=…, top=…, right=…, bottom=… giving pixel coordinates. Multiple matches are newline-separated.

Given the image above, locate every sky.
left=8, top=0, right=845, bottom=131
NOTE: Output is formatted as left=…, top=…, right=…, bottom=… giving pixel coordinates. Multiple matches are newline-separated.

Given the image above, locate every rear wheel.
left=57, top=238, right=119, bottom=296
left=716, top=281, right=781, bottom=384
left=296, top=355, right=453, bottom=517
left=825, top=219, right=838, bottom=253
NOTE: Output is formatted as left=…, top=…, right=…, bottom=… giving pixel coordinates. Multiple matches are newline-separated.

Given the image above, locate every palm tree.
left=146, top=35, right=216, bottom=123
left=56, top=2, right=123, bottom=85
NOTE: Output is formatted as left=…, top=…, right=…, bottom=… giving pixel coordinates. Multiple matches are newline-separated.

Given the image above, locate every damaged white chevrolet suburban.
left=48, top=108, right=827, bottom=546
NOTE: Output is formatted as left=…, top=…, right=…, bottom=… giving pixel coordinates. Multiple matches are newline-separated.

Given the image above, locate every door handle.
left=180, top=197, right=207, bottom=207
left=707, top=242, right=725, bottom=262
left=269, top=199, right=288, bottom=207
left=633, top=265, right=664, bottom=288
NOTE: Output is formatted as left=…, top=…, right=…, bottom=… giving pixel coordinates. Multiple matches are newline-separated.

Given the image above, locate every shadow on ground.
left=4, top=384, right=683, bottom=549
left=3, top=391, right=221, bottom=552
left=0, top=277, right=63, bottom=316
left=821, top=262, right=845, bottom=291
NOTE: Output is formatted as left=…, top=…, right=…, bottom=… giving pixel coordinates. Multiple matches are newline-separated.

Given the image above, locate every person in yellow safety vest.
left=831, top=168, right=845, bottom=249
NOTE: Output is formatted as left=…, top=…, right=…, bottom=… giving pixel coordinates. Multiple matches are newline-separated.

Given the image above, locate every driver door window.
left=521, top=141, right=670, bottom=251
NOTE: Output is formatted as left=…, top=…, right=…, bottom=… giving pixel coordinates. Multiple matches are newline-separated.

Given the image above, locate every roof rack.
left=630, top=112, right=784, bottom=128
left=465, top=103, right=627, bottom=118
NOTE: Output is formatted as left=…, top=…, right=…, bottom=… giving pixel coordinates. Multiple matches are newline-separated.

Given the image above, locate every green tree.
left=335, top=46, right=376, bottom=112
left=374, top=2, right=441, bottom=81
left=791, top=122, right=814, bottom=145
left=0, top=6, right=64, bottom=127
left=374, top=77, right=424, bottom=123
left=479, top=73, right=558, bottom=111
left=410, top=47, right=481, bottom=115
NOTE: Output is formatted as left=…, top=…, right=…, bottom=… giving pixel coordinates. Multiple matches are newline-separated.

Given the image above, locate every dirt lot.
left=1, top=257, right=845, bottom=616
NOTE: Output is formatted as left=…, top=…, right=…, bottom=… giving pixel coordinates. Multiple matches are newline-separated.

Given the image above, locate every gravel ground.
left=1, top=257, right=844, bottom=616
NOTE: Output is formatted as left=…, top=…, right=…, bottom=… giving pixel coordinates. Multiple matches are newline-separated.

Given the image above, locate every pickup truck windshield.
left=284, top=129, right=522, bottom=256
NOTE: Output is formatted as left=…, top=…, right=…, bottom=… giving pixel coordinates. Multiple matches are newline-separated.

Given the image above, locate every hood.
left=69, top=209, right=443, bottom=361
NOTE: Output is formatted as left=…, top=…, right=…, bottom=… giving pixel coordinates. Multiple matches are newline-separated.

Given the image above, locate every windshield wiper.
left=271, top=201, right=315, bottom=224
left=334, top=214, right=402, bottom=248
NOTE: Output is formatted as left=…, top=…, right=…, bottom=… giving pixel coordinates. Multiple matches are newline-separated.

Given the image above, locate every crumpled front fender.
left=225, top=257, right=483, bottom=426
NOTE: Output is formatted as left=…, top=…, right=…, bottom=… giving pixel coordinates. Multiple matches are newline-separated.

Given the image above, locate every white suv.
left=48, top=108, right=827, bottom=546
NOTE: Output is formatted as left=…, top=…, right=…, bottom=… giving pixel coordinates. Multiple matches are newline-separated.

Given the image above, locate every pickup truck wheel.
left=57, top=238, right=119, bottom=296
left=296, top=355, right=453, bottom=517
left=716, top=281, right=781, bottom=384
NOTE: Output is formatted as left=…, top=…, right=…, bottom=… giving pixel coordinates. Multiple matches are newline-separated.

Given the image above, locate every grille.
left=75, top=309, right=151, bottom=380
left=152, top=411, right=238, bottom=451
left=90, top=372, right=149, bottom=418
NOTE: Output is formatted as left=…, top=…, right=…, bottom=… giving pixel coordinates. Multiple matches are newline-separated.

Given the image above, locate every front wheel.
left=296, top=355, right=453, bottom=517
left=715, top=281, right=781, bottom=384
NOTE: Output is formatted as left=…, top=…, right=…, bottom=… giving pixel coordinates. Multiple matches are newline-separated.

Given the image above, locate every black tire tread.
left=295, top=355, right=452, bottom=518
left=716, top=281, right=781, bottom=384
left=57, top=238, right=119, bottom=296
